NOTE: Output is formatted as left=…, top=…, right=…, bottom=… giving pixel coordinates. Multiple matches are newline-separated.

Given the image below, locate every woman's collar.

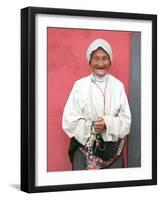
left=91, top=73, right=108, bottom=83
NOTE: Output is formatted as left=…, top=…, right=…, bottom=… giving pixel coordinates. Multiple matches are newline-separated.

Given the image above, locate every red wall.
left=47, top=28, right=131, bottom=171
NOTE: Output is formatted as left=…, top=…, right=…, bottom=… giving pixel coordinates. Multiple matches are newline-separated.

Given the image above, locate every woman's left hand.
left=93, top=117, right=106, bottom=134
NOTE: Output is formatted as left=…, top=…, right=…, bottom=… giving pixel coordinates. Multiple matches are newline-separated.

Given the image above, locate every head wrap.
left=86, top=39, right=112, bottom=63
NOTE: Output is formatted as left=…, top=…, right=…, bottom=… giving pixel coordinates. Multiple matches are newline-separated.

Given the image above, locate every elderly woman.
left=62, top=39, right=131, bottom=170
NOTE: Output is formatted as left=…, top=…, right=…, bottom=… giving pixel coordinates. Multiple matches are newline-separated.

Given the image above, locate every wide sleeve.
left=62, top=82, right=92, bottom=145
left=102, top=84, right=131, bottom=142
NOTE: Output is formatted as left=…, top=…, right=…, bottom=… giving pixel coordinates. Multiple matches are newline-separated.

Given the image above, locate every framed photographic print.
left=21, top=6, right=157, bottom=193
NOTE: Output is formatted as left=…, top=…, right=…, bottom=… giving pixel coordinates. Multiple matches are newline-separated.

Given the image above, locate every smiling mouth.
left=96, top=67, right=106, bottom=70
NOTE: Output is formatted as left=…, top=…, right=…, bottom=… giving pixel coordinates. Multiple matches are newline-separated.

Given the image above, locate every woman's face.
left=90, top=48, right=111, bottom=77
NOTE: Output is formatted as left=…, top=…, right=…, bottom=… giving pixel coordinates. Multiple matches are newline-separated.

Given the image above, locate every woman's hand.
left=93, top=117, right=106, bottom=134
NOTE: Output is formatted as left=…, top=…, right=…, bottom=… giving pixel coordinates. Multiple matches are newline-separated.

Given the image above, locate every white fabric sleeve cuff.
left=101, top=115, right=120, bottom=142
left=74, top=119, right=92, bottom=145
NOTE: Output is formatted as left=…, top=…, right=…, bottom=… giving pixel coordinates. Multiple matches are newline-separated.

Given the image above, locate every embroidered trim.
left=80, top=138, right=125, bottom=169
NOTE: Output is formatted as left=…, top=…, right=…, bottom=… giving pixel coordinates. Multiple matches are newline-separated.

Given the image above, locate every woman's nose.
left=97, top=60, right=104, bottom=66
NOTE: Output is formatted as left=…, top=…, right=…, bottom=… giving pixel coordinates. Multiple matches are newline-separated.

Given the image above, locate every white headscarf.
left=86, top=39, right=112, bottom=63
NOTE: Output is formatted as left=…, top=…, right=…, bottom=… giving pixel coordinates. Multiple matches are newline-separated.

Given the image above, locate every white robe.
left=62, top=74, right=131, bottom=145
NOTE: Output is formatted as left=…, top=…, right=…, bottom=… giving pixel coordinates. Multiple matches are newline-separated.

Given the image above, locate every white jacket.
left=62, top=74, right=131, bottom=145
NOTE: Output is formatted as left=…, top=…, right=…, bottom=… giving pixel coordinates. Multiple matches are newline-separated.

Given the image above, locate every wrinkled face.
left=89, top=47, right=111, bottom=77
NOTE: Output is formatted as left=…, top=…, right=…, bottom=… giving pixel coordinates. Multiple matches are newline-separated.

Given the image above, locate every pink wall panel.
left=47, top=28, right=131, bottom=171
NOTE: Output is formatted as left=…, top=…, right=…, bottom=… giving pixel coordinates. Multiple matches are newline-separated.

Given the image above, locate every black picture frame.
left=21, top=6, right=157, bottom=193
